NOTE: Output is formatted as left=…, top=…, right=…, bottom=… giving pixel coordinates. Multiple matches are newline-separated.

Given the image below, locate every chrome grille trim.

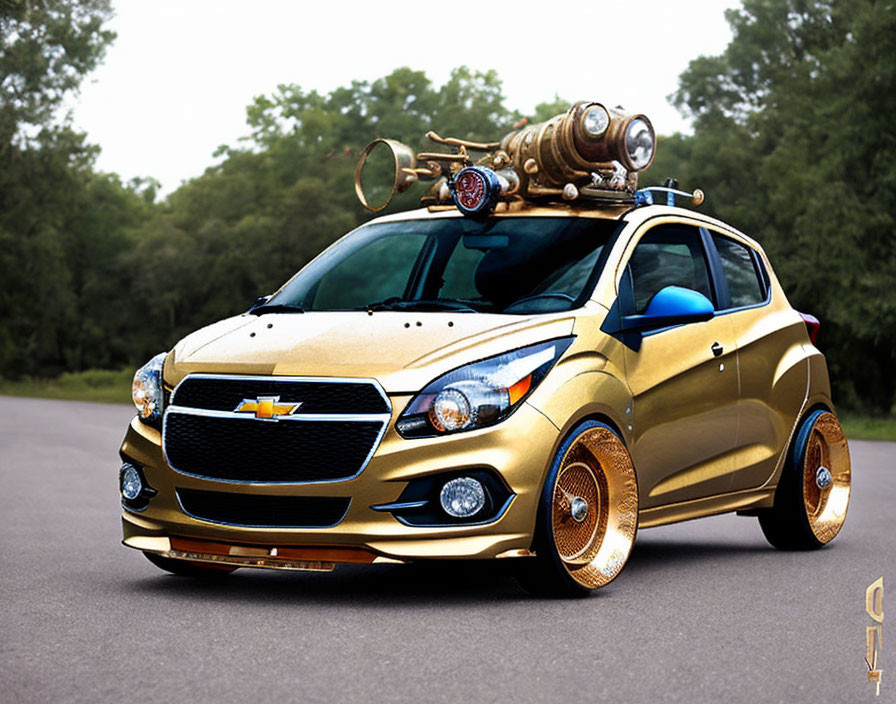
left=162, top=373, right=392, bottom=485
left=169, top=372, right=391, bottom=413
left=166, top=405, right=392, bottom=424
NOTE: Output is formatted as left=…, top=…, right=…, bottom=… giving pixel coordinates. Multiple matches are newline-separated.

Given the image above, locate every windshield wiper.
left=249, top=303, right=305, bottom=315
left=363, top=298, right=479, bottom=313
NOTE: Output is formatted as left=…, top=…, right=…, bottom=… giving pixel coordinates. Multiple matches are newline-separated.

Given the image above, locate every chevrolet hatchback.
left=120, top=101, right=850, bottom=596
left=120, top=202, right=850, bottom=596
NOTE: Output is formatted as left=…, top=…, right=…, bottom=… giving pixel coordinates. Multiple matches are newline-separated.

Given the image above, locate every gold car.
left=120, top=102, right=850, bottom=595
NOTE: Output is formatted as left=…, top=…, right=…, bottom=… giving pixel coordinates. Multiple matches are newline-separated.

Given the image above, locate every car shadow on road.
left=624, top=537, right=772, bottom=575
left=124, top=537, right=778, bottom=605
left=128, top=559, right=529, bottom=605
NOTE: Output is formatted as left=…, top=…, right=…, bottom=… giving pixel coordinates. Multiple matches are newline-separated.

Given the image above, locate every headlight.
left=624, top=117, right=655, bottom=170
left=396, top=337, right=574, bottom=438
left=132, top=352, right=167, bottom=423
left=581, top=104, right=610, bottom=138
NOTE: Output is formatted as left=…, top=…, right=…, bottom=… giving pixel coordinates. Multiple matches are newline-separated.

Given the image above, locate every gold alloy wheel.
left=550, top=426, right=639, bottom=589
left=801, top=411, right=851, bottom=544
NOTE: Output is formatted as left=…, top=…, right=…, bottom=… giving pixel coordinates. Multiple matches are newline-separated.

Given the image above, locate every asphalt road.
left=0, top=396, right=893, bottom=703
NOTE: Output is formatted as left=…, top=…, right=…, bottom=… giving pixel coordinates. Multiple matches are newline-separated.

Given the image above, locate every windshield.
left=262, top=216, right=620, bottom=315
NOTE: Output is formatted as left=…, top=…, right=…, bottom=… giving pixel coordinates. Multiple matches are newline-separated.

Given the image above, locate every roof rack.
left=635, top=178, right=705, bottom=208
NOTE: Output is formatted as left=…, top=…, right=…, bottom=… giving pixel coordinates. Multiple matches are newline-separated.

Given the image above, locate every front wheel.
left=517, top=420, right=639, bottom=597
left=758, top=410, right=851, bottom=550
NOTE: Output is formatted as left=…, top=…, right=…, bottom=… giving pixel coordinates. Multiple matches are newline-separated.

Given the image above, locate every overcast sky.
left=70, top=1, right=742, bottom=196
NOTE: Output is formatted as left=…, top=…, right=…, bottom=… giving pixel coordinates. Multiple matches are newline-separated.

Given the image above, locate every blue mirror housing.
left=248, top=294, right=272, bottom=312
left=621, top=286, right=714, bottom=331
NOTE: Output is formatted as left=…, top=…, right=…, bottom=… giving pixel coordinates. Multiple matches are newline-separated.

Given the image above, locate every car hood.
left=167, top=311, right=577, bottom=394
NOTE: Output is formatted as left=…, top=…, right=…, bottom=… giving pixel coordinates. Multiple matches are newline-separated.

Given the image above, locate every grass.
left=840, top=415, right=896, bottom=443
left=0, top=368, right=133, bottom=405
left=1, top=369, right=895, bottom=441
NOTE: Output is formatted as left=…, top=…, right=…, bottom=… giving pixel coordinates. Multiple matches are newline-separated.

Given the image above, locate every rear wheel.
left=143, top=551, right=237, bottom=578
left=517, top=420, right=639, bottom=597
left=759, top=410, right=851, bottom=550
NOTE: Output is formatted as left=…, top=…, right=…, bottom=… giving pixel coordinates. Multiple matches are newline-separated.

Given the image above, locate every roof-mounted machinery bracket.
left=634, top=178, right=705, bottom=208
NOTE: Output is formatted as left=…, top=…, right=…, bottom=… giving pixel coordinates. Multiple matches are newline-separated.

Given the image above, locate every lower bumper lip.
left=124, top=532, right=534, bottom=570
left=123, top=534, right=405, bottom=571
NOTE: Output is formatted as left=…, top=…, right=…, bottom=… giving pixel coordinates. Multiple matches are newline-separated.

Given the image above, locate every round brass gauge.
left=801, top=411, right=851, bottom=544
left=550, top=426, right=639, bottom=589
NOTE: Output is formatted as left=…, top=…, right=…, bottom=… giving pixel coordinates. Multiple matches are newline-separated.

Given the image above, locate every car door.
left=704, top=230, right=810, bottom=493
left=617, top=222, right=740, bottom=508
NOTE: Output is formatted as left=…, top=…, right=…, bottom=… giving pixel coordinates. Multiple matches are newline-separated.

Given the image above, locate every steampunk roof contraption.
left=354, top=101, right=703, bottom=216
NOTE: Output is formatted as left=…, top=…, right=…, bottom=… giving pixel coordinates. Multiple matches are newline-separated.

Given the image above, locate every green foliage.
left=0, top=0, right=115, bottom=149
left=0, top=128, right=151, bottom=375
left=531, top=96, right=570, bottom=123
left=0, top=367, right=132, bottom=404
left=0, top=1, right=145, bottom=376
left=840, top=415, right=896, bottom=443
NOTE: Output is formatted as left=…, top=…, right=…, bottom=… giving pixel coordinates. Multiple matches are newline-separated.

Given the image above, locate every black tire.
left=143, top=551, right=237, bottom=578
left=516, top=420, right=639, bottom=598
left=758, top=409, right=851, bottom=550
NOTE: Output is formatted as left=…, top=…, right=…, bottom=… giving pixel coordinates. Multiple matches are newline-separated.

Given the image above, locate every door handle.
left=711, top=342, right=724, bottom=357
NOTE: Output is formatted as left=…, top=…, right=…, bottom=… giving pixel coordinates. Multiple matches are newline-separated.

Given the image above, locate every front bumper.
left=120, top=398, right=559, bottom=564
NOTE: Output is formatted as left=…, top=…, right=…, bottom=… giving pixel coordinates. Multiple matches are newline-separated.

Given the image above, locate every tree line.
left=1, top=0, right=893, bottom=415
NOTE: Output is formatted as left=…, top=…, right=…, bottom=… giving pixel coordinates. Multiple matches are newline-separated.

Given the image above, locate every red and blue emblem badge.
left=451, top=166, right=501, bottom=216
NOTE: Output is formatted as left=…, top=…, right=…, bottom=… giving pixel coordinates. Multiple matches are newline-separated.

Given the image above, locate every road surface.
left=0, top=396, right=892, bottom=703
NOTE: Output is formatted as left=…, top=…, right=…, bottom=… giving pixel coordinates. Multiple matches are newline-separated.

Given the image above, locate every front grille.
left=165, top=413, right=384, bottom=482
left=163, top=374, right=390, bottom=483
left=171, top=375, right=389, bottom=414
left=177, top=488, right=350, bottom=527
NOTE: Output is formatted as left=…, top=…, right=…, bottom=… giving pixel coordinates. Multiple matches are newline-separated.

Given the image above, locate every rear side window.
left=712, top=234, right=765, bottom=308
left=628, top=225, right=713, bottom=314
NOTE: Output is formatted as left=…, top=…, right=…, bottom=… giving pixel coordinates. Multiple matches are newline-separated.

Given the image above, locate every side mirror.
left=248, top=294, right=272, bottom=312
left=621, top=286, right=714, bottom=331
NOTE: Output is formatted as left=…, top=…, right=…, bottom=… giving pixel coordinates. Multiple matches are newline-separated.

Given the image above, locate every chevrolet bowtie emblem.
left=234, top=396, right=302, bottom=419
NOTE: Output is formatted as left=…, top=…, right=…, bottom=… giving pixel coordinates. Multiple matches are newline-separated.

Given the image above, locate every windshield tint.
left=268, top=216, right=619, bottom=314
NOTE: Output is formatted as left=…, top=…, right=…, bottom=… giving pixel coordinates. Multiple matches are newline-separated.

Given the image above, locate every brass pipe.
left=426, top=131, right=501, bottom=151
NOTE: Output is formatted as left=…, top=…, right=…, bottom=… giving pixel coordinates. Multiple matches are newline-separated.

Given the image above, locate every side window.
left=627, top=225, right=713, bottom=314
left=712, top=234, right=765, bottom=308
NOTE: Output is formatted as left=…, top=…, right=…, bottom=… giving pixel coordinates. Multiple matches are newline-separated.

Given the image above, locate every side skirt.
left=638, top=487, right=776, bottom=529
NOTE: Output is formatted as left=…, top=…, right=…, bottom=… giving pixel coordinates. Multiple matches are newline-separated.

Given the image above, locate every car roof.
left=370, top=203, right=630, bottom=223
left=368, top=204, right=764, bottom=254
left=619, top=205, right=763, bottom=252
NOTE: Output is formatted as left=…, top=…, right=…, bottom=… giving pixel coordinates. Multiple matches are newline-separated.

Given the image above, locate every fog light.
left=121, top=464, right=143, bottom=501
left=440, top=477, right=486, bottom=518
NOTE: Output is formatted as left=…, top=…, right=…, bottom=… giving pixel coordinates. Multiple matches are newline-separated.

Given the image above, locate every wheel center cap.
left=816, top=466, right=833, bottom=490
left=570, top=496, right=588, bottom=523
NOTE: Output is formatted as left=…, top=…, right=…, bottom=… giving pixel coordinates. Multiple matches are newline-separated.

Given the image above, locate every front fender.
left=526, top=358, right=632, bottom=491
